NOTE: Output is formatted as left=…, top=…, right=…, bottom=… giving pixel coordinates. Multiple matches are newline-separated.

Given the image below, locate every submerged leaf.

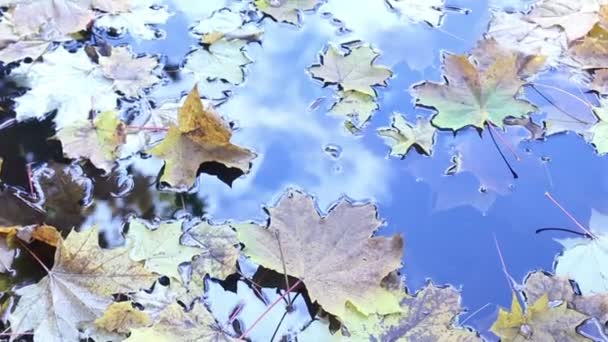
left=192, top=9, right=263, bottom=44
left=330, top=90, right=379, bottom=129
left=8, top=227, right=158, bottom=342
left=527, top=0, right=606, bottom=42
left=237, top=189, right=404, bottom=318
left=378, top=115, right=436, bottom=157
left=309, top=44, right=392, bottom=97
left=413, top=39, right=543, bottom=131
left=254, top=0, right=320, bottom=25
left=99, top=46, right=161, bottom=97
left=94, top=0, right=172, bottom=40
left=385, top=0, right=445, bottom=26
left=184, top=39, right=251, bottom=85
left=147, top=86, right=255, bottom=190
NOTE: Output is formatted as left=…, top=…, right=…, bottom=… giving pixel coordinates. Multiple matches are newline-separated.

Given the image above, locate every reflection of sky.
left=95, top=0, right=608, bottom=340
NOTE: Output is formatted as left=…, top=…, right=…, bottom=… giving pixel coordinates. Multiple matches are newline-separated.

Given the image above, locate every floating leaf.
left=99, top=46, right=161, bottom=98
left=126, top=302, right=237, bottom=341
left=413, top=39, right=543, bottom=131
left=126, top=219, right=199, bottom=282
left=181, top=221, right=240, bottom=280
left=309, top=44, right=392, bottom=97
left=94, top=0, right=172, bottom=40
left=330, top=90, right=379, bottom=129
left=11, top=47, right=118, bottom=129
left=589, top=102, right=608, bottom=154
left=555, top=208, right=608, bottom=295
left=55, top=111, right=125, bottom=173
left=0, top=39, right=50, bottom=64
left=569, top=24, right=608, bottom=69
left=491, top=294, right=588, bottom=341
left=527, top=0, right=606, bottom=42
left=254, top=0, right=319, bottom=25
left=192, top=9, right=263, bottom=44
left=8, top=227, right=158, bottom=341
left=237, top=189, right=403, bottom=318
left=95, top=301, right=151, bottom=335
left=385, top=0, right=445, bottom=26
left=378, top=115, right=436, bottom=157
left=147, top=86, right=256, bottom=190
left=342, top=283, right=480, bottom=341
left=184, top=39, right=251, bottom=85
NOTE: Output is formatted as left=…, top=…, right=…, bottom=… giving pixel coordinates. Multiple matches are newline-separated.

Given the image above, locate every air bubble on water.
left=415, top=177, right=423, bottom=183
left=479, top=186, right=487, bottom=194
left=324, top=144, right=342, bottom=159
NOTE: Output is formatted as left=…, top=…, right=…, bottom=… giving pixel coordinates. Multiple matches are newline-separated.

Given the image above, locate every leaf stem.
left=486, top=123, right=518, bottom=179
left=544, top=192, right=598, bottom=239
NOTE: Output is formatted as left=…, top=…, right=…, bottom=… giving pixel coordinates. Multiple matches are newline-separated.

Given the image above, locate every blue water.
left=3, top=0, right=608, bottom=340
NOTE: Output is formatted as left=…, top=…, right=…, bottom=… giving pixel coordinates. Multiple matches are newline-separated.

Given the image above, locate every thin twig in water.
left=528, top=85, right=592, bottom=125
left=270, top=292, right=301, bottom=342
left=486, top=123, right=519, bottom=179
left=544, top=192, right=598, bottom=239
left=531, top=83, right=594, bottom=108
left=488, top=123, right=521, bottom=161
left=493, top=234, right=518, bottom=293
left=459, top=302, right=494, bottom=325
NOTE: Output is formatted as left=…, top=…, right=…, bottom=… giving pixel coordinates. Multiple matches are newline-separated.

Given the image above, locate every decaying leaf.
left=11, top=47, right=118, bottom=129
left=95, top=301, right=151, bottom=335
left=330, top=91, right=379, bottom=129
left=0, top=39, right=50, bottom=64
left=523, top=271, right=608, bottom=326
left=527, top=0, right=606, bottom=42
left=0, top=186, right=44, bottom=227
left=0, top=224, right=62, bottom=248
left=181, top=221, right=240, bottom=280
left=254, top=0, right=320, bottom=25
left=491, top=294, right=589, bottom=341
left=568, top=25, right=608, bottom=69
left=126, top=219, right=199, bottom=282
left=126, top=302, right=237, bottom=341
left=99, top=46, right=161, bottom=97
left=183, top=39, right=252, bottom=85
left=94, top=0, right=172, bottom=40
left=237, top=189, right=404, bottom=319
left=147, top=86, right=256, bottom=190
left=8, top=227, right=158, bottom=342
left=385, top=0, right=445, bottom=27
left=590, top=69, right=608, bottom=94
left=55, top=111, right=125, bottom=173
left=413, top=39, right=543, bottom=131
left=0, top=232, right=15, bottom=273
left=309, top=44, right=392, bottom=97
left=342, top=283, right=480, bottom=341
left=554, top=208, right=608, bottom=295
left=378, top=114, right=436, bottom=157
left=192, top=9, right=263, bottom=44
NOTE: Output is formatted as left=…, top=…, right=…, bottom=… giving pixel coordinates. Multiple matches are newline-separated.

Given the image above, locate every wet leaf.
left=12, top=46, right=118, bottom=129
left=94, top=0, right=172, bottom=40
left=236, top=189, right=404, bottom=318
left=181, top=220, right=240, bottom=280
left=95, top=301, right=151, bottom=335
left=330, top=90, right=379, bottom=129
left=589, top=102, right=608, bottom=154
left=523, top=271, right=608, bottom=327
left=184, top=39, right=251, bottom=85
left=55, top=111, right=126, bottom=173
left=192, top=9, right=263, bottom=44
left=342, top=283, right=480, bottom=341
left=309, top=44, right=392, bottom=97
left=491, top=294, right=589, bottom=341
left=385, top=0, right=445, bottom=26
left=99, top=46, right=161, bottom=98
left=0, top=233, right=15, bottom=273
left=0, top=187, right=44, bottom=227
left=590, top=69, right=608, bottom=94
left=254, top=0, right=319, bottom=25
left=569, top=24, right=608, bottom=69
left=126, top=302, right=237, bottom=341
left=147, top=86, right=256, bottom=190
left=554, top=208, right=608, bottom=295
left=527, top=0, right=606, bottom=42
left=413, top=39, right=543, bottom=132
left=0, top=39, right=50, bottom=64
left=126, top=219, right=199, bottom=282
left=378, top=115, right=436, bottom=157
left=0, top=224, right=62, bottom=248
left=8, top=227, right=158, bottom=342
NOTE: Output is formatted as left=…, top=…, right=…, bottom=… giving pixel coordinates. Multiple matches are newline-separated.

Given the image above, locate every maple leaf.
left=254, top=0, right=319, bottom=25
left=329, top=90, right=379, bottom=129
left=8, top=227, right=158, bottom=342
left=11, top=46, right=118, bottom=129
left=309, top=44, right=392, bottom=97
left=55, top=111, right=126, bottom=173
left=181, top=220, right=240, bottom=280
left=378, top=114, right=436, bottom=157
left=523, top=271, right=608, bottom=327
left=90, top=0, right=131, bottom=14
left=341, top=283, right=480, bottom=341
left=126, top=219, right=199, bottom=282
left=147, top=86, right=256, bottom=190
left=94, top=0, right=172, bottom=40
left=589, top=102, right=608, bottom=154
left=3, top=0, right=94, bottom=41
left=0, top=39, right=50, bottom=64
left=192, top=9, right=263, bottom=45
left=183, top=39, right=252, bottom=85
left=94, top=301, right=151, bottom=335
left=491, top=294, right=589, bottom=341
left=590, top=69, right=608, bottom=94
left=99, top=46, right=161, bottom=98
left=413, top=39, right=543, bottom=131
left=527, top=0, right=606, bottom=42
left=568, top=25, right=608, bottom=69
left=385, top=0, right=445, bottom=27
left=236, top=189, right=404, bottom=319
left=554, top=209, right=608, bottom=295
left=0, top=224, right=62, bottom=248
left=126, top=302, right=237, bottom=341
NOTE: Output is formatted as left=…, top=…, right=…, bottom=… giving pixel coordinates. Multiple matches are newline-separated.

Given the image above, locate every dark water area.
left=1, top=0, right=608, bottom=340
